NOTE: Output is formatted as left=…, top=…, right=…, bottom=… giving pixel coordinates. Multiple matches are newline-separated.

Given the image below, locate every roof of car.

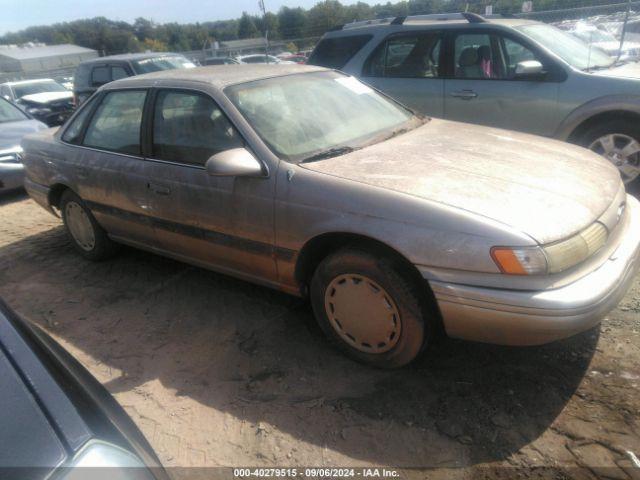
left=105, top=64, right=328, bottom=90
left=79, top=52, right=186, bottom=65
left=325, top=14, right=539, bottom=35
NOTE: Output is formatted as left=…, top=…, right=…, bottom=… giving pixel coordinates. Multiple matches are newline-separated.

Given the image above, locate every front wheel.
left=310, top=248, right=431, bottom=368
left=581, top=121, right=640, bottom=185
left=60, top=190, right=118, bottom=261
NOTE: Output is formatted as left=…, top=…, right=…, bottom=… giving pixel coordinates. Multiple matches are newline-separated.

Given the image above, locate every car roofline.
left=323, top=12, right=541, bottom=34
left=100, top=64, right=330, bottom=91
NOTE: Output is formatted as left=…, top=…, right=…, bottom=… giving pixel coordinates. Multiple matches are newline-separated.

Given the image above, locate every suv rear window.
left=308, top=35, right=372, bottom=69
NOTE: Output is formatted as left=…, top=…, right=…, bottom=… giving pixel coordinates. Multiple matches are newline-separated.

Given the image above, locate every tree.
left=238, top=12, right=259, bottom=39
left=278, top=7, right=307, bottom=39
left=307, top=1, right=346, bottom=36
left=142, top=37, right=168, bottom=52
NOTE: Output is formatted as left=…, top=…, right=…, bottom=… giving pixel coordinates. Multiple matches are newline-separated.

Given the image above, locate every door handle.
left=450, top=90, right=478, bottom=100
left=148, top=182, right=171, bottom=196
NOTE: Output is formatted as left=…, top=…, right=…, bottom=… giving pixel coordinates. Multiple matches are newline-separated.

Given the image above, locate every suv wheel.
left=310, top=248, right=430, bottom=368
left=60, top=190, right=118, bottom=260
left=581, top=121, right=640, bottom=185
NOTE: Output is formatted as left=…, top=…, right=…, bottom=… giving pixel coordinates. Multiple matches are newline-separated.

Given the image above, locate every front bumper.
left=429, top=194, right=640, bottom=346
left=0, top=162, right=24, bottom=192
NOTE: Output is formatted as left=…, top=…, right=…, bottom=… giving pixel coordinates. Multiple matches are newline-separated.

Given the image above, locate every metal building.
left=0, top=43, right=98, bottom=76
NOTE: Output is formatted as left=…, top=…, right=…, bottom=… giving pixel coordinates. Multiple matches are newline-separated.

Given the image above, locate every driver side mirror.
left=515, top=60, right=545, bottom=79
left=205, top=148, right=263, bottom=177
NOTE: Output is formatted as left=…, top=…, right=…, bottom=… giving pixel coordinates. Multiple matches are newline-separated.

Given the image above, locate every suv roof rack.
left=341, top=12, right=489, bottom=30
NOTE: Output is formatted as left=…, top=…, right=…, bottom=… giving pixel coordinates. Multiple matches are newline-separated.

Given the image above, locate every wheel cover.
left=589, top=133, right=640, bottom=184
left=324, top=274, right=401, bottom=354
left=65, top=201, right=96, bottom=251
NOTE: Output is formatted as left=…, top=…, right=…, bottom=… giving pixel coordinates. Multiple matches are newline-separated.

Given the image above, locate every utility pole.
left=616, top=0, right=632, bottom=63
left=259, top=0, right=269, bottom=61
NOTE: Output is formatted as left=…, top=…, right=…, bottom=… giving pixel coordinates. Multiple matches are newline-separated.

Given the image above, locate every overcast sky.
left=1, top=0, right=382, bottom=34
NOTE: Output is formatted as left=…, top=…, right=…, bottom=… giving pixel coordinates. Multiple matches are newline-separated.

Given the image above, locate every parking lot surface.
left=1, top=192, right=639, bottom=479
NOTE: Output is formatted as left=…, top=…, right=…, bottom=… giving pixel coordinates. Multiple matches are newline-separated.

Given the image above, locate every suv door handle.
left=148, top=182, right=171, bottom=196
left=450, top=90, right=478, bottom=100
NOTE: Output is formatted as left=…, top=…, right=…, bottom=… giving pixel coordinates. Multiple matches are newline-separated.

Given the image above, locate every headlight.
left=61, top=440, right=155, bottom=479
left=492, top=222, right=609, bottom=275
left=26, top=107, right=52, bottom=115
left=544, top=222, right=608, bottom=273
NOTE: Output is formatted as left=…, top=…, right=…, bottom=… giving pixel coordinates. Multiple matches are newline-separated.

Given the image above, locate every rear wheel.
left=310, top=248, right=431, bottom=368
left=581, top=121, right=640, bottom=185
left=60, top=190, right=118, bottom=261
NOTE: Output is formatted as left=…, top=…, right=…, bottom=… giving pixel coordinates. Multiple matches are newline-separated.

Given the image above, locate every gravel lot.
left=1, top=191, right=639, bottom=479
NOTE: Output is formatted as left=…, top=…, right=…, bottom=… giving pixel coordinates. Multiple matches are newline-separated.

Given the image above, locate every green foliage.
left=0, top=0, right=624, bottom=54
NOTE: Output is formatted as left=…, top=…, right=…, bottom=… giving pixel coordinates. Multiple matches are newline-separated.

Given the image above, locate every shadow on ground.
left=0, top=189, right=27, bottom=206
left=0, top=225, right=598, bottom=468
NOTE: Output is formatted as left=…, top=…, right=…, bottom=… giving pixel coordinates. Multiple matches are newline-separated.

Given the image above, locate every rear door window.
left=62, top=95, right=97, bottom=144
left=91, top=66, right=110, bottom=87
left=308, top=35, right=372, bottom=69
left=364, top=33, right=442, bottom=78
left=83, top=90, right=146, bottom=155
left=111, top=66, right=129, bottom=80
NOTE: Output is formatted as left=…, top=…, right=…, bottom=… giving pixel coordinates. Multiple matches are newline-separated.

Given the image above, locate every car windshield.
left=225, top=71, right=420, bottom=162
left=0, top=98, right=28, bottom=123
left=13, top=80, right=67, bottom=98
left=517, top=24, right=615, bottom=70
left=131, top=55, right=196, bottom=74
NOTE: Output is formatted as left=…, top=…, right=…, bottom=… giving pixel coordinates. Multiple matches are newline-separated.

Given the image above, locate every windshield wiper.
left=300, top=146, right=358, bottom=163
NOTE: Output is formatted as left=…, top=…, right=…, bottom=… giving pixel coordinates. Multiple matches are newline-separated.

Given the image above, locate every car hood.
left=300, top=119, right=622, bottom=245
left=593, top=61, right=640, bottom=78
left=19, top=91, right=72, bottom=105
left=0, top=119, right=47, bottom=150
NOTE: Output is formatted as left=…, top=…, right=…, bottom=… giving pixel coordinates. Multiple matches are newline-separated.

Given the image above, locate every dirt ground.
left=0, top=191, right=639, bottom=479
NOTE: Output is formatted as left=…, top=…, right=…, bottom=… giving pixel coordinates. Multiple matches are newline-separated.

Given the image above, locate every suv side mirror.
left=205, top=148, right=263, bottom=177
left=515, top=60, right=545, bottom=78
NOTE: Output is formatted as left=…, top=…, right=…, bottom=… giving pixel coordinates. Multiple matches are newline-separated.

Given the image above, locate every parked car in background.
left=73, top=52, right=196, bottom=105
left=566, top=23, right=640, bottom=62
left=0, top=78, right=73, bottom=126
left=55, top=75, right=74, bottom=91
left=236, top=54, right=295, bottom=64
left=280, top=54, right=307, bottom=64
left=21, top=65, right=640, bottom=368
left=0, top=298, right=168, bottom=479
left=309, top=13, right=640, bottom=186
left=0, top=97, right=47, bottom=193
left=204, top=57, right=240, bottom=65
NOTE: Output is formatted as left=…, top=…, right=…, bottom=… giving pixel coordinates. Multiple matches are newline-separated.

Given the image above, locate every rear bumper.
left=429, top=195, right=640, bottom=346
left=0, top=163, right=24, bottom=192
left=24, top=177, right=55, bottom=214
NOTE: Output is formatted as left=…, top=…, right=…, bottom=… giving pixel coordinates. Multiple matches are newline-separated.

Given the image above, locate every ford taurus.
left=21, top=65, right=640, bottom=368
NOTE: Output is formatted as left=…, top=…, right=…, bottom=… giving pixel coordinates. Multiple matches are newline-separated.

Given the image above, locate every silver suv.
left=309, top=13, right=640, bottom=185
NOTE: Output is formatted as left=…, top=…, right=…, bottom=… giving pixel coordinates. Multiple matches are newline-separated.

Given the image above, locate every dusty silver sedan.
left=22, top=65, right=640, bottom=368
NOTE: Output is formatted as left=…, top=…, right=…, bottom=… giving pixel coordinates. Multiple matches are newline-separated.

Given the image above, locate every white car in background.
left=569, top=23, right=640, bottom=61
left=236, top=54, right=295, bottom=64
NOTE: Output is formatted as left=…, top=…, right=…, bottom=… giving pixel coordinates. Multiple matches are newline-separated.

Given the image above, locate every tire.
left=59, top=190, right=118, bottom=261
left=579, top=120, right=640, bottom=185
left=310, top=248, right=431, bottom=368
